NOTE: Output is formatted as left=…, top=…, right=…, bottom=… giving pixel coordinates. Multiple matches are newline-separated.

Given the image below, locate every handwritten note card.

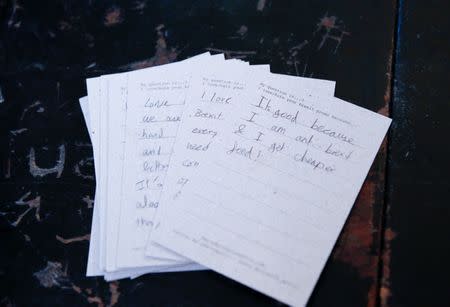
left=151, top=71, right=390, bottom=306
left=146, top=65, right=336, bottom=261
left=84, top=53, right=220, bottom=278
left=81, top=52, right=390, bottom=305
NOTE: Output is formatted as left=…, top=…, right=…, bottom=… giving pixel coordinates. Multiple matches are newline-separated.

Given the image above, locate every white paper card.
left=146, top=65, right=336, bottom=261
left=153, top=71, right=390, bottom=306
left=116, top=57, right=249, bottom=268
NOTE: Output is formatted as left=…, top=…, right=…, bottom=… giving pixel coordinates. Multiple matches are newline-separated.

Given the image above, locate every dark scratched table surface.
left=1, top=1, right=449, bottom=306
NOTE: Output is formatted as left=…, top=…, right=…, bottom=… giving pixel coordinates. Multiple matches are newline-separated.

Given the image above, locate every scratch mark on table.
left=314, top=13, right=350, bottom=53
left=11, top=192, right=41, bottom=227
left=82, top=195, right=94, bottom=208
left=29, top=144, right=65, bottom=178
left=0, top=85, right=4, bottom=104
left=73, top=157, right=94, bottom=180
left=10, top=128, right=28, bottom=136
left=7, top=0, right=23, bottom=28
left=56, top=234, right=90, bottom=244
left=20, top=101, right=42, bottom=121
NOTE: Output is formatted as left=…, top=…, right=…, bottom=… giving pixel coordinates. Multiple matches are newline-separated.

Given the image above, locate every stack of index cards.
left=80, top=52, right=391, bottom=306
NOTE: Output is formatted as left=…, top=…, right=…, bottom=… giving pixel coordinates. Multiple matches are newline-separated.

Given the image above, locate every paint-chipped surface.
left=0, top=1, right=396, bottom=306
left=34, top=261, right=69, bottom=288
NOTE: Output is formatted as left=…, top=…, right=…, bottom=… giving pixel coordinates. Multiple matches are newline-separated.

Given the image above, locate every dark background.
left=0, top=0, right=449, bottom=306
